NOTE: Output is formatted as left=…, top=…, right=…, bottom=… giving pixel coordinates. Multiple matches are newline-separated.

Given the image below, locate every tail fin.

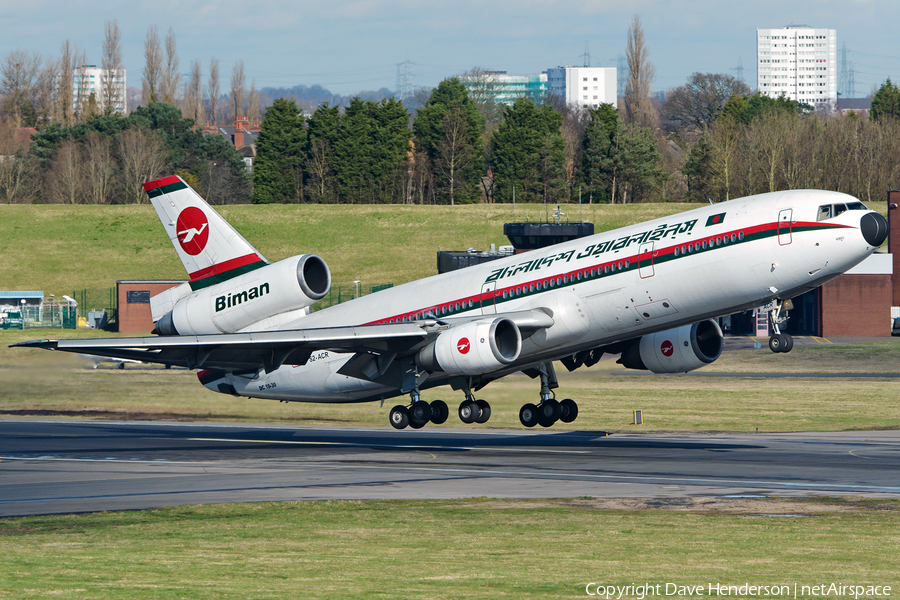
left=143, top=175, right=268, bottom=291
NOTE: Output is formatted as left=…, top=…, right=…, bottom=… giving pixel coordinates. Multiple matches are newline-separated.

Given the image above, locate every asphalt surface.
left=1, top=420, right=899, bottom=517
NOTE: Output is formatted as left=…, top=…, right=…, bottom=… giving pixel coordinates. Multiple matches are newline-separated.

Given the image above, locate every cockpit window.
left=817, top=202, right=869, bottom=221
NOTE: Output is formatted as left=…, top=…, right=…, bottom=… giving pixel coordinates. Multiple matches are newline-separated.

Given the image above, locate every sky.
left=2, top=0, right=898, bottom=98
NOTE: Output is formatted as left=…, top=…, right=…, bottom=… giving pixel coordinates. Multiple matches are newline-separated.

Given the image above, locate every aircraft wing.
left=13, top=323, right=429, bottom=374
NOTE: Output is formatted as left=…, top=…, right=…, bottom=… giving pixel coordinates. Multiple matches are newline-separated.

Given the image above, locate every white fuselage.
left=212, top=190, right=881, bottom=403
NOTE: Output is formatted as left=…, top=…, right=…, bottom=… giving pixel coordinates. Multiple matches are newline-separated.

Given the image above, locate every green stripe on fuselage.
left=189, top=260, right=267, bottom=291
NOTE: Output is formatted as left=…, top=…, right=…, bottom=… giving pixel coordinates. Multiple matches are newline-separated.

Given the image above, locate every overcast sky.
left=3, top=0, right=898, bottom=98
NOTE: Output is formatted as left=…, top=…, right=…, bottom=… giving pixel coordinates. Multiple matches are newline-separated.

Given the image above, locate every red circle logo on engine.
left=661, top=340, right=674, bottom=357
left=457, top=337, right=471, bottom=354
left=176, top=207, right=209, bottom=256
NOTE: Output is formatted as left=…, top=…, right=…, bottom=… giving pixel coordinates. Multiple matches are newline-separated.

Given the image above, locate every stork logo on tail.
left=176, top=207, right=209, bottom=256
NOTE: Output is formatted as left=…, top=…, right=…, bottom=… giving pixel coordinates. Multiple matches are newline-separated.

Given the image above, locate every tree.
left=82, top=131, right=114, bottom=204
left=160, top=27, right=179, bottom=105
left=305, top=103, right=340, bottom=203
left=58, top=40, right=77, bottom=126
left=458, top=66, right=503, bottom=133
left=489, top=97, right=566, bottom=203
left=46, top=139, right=82, bottom=204
left=142, top=25, right=162, bottom=104
left=613, top=123, right=667, bottom=203
left=118, top=127, right=167, bottom=203
left=581, top=104, right=620, bottom=203
left=253, top=98, right=306, bottom=203
left=624, top=15, right=657, bottom=129
left=207, top=58, right=220, bottom=125
left=230, top=60, right=245, bottom=122
left=184, top=60, right=204, bottom=125
left=682, top=132, right=717, bottom=201
left=101, top=20, right=123, bottom=114
left=870, top=78, right=900, bottom=122
left=248, top=80, right=260, bottom=124
left=1, top=49, right=42, bottom=127
left=662, top=73, right=750, bottom=133
left=413, top=78, right=485, bottom=204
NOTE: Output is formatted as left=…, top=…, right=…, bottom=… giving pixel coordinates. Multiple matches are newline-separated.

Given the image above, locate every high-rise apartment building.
left=546, top=66, right=617, bottom=109
left=73, top=65, right=127, bottom=114
left=757, top=26, right=836, bottom=110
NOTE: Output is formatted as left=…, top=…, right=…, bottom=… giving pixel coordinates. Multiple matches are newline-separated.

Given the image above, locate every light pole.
left=354, top=280, right=361, bottom=299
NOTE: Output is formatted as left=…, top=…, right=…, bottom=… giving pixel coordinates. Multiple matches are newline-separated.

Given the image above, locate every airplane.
left=13, top=175, right=888, bottom=430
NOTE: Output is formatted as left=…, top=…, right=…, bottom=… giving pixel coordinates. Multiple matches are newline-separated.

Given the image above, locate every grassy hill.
left=1, top=199, right=887, bottom=298
left=0, top=201, right=706, bottom=297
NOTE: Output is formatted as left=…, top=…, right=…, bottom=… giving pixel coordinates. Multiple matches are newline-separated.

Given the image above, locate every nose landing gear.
left=767, top=299, right=794, bottom=353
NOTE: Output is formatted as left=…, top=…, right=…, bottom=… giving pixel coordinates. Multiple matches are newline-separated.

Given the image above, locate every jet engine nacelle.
left=417, top=317, right=522, bottom=376
left=619, top=319, right=723, bottom=374
left=155, top=254, right=331, bottom=335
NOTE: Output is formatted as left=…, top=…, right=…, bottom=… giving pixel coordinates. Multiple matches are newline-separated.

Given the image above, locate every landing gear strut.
left=767, top=299, right=794, bottom=353
left=519, top=362, right=578, bottom=428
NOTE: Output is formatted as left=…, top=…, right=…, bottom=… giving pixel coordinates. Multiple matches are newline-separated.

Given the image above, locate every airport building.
left=546, top=66, right=617, bottom=109
left=73, top=65, right=127, bottom=115
left=473, top=72, right=548, bottom=106
left=757, top=26, right=837, bottom=110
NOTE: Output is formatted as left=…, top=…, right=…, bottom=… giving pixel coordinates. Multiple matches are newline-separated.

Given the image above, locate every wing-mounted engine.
left=155, top=254, right=331, bottom=335
left=618, top=319, right=723, bottom=373
left=417, top=317, right=522, bottom=376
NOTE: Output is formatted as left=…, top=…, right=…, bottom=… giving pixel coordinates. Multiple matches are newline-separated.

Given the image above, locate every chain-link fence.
left=316, top=283, right=393, bottom=310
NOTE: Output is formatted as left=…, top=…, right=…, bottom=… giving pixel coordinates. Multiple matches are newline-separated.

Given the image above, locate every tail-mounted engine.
left=156, top=254, right=331, bottom=335
left=417, top=317, right=522, bottom=376
left=618, top=319, right=723, bottom=374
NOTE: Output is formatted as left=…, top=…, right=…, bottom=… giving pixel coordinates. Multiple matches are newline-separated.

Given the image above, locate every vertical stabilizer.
left=143, top=175, right=268, bottom=290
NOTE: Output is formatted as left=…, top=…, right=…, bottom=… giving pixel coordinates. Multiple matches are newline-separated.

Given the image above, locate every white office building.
left=73, top=65, right=127, bottom=114
left=546, top=66, right=617, bottom=109
left=757, top=26, right=836, bottom=110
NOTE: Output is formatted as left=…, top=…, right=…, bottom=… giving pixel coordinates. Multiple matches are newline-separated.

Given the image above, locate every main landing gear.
left=518, top=363, right=578, bottom=428
left=389, top=391, right=450, bottom=430
left=767, top=298, right=794, bottom=353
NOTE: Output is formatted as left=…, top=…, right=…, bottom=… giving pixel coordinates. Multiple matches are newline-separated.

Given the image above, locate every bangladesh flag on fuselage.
left=705, top=212, right=726, bottom=226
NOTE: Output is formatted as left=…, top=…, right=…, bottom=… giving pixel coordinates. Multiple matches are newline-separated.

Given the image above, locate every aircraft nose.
left=860, top=212, right=888, bottom=247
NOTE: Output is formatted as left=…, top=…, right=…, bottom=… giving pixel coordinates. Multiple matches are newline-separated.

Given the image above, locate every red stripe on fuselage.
left=361, top=220, right=854, bottom=326
left=188, top=252, right=266, bottom=282
left=142, top=175, right=182, bottom=192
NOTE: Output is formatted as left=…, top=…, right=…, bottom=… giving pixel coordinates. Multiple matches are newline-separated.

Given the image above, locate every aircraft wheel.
left=475, top=400, right=491, bottom=424
left=458, top=400, right=481, bottom=424
left=519, top=403, right=539, bottom=428
left=783, top=333, right=794, bottom=353
left=769, top=334, right=786, bottom=353
left=118, top=362, right=126, bottom=370
left=538, top=399, right=561, bottom=427
left=389, top=405, right=409, bottom=430
left=408, top=417, right=427, bottom=429
left=409, top=401, right=432, bottom=424
left=559, top=399, right=578, bottom=423
left=430, top=400, right=449, bottom=425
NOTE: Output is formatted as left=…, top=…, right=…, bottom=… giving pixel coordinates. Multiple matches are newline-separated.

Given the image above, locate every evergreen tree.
left=870, top=79, right=900, bottom=122
left=305, top=103, right=340, bottom=203
left=253, top=98, right=306, bottom=203
left=413, top=78, right=485, bottom=204
left=682, top=132, right=717, bottom=201
left=581, top=104, right=620, bottom=203
left=489, top=98, right=566, bottom=203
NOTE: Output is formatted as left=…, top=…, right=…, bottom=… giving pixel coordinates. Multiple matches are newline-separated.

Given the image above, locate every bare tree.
left=83, top=132, right=115, bottom=204
left=142, top=25, right=162, bottom=104
left=0, top=120, right=37, bottom=203
left=101, top=20, right=123, bottom=114
left=230, top=60, right=245, bottom=122
left=46, top=140, right=83, bottom=204
left=661, top=73, right=750, bottom=134
left=118, top=128, right=168, bottom=203
left=72, top=48, right=90, bottom=122
left=247, top=79, right=259, bottom=124
left=184, top=60, right=204, bottom=125
left=1, top=50, right=42, bottom=127
left=207, top=58, right=220, bottom=125
left=458, top=66, right=502, bottom=135
left=160, top=27, right=179, bottom=105
left=58, top=40, right=77, bottom=126
left=33, top=58, right=58, bottom=126
left=624, top=15, right=657, bottom=129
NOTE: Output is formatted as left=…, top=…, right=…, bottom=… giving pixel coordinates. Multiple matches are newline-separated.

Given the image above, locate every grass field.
left=1, top=497, right=898, bottom=599
left=0, top=200, right=888, bottom=297
left=3, top=328, right=898, bottom=433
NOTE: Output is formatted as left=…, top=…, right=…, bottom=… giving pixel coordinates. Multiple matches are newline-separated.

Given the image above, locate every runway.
left=1, top=419, right=899, bottom=517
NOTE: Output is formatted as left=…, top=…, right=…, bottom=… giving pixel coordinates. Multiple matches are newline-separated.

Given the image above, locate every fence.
left=0, top=305, right=76, bottom=330
left=316, top=283, right=393, bottom=310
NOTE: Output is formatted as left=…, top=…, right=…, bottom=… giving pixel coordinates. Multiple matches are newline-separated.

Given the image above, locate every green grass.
left=0, top=202, right=707, bottom=296
left=3, top=329, right=899, bottom=432
left=1, top=498, right=898, bottom=599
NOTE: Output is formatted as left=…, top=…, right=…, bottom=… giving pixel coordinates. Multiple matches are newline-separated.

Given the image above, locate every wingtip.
left=9, top=339, right=58, bottom=349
